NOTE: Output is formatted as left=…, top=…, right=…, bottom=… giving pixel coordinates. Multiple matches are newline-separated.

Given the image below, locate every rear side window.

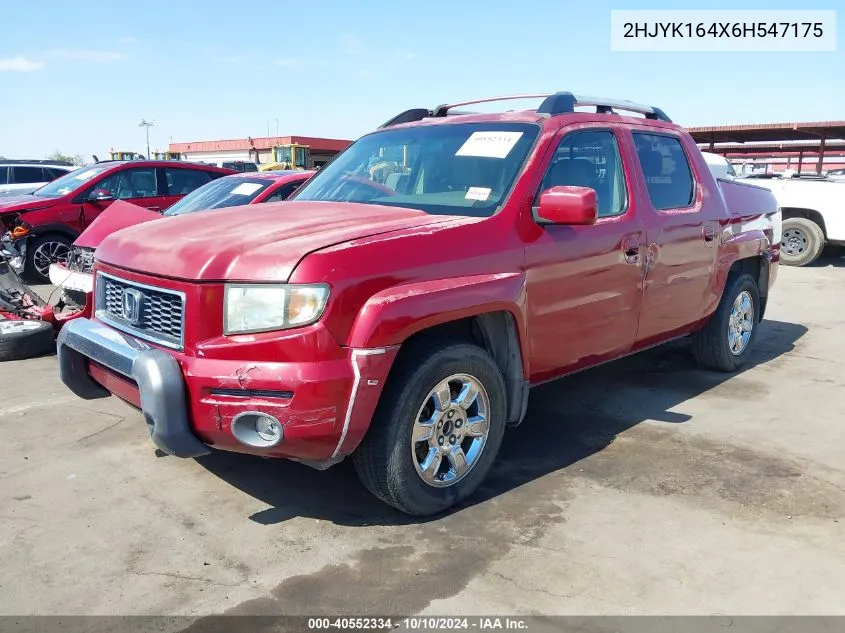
left=12, top=166, right=46, bottom=184
left=633, top=133, right=695, bottom=210
left=45, top=167, right=70, bottom=180
left=0, top=167, right=8, bottom=185
left=165, top=168, right=214, bottom=195
left=263, top=181, right=304, bottom=202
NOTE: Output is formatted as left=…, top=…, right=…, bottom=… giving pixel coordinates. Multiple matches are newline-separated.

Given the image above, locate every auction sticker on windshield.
left=465, top=187, right=491, bottom=201
left=456, top=131, right=523, bottom=159
left=230, top=182, right=263, bottom=195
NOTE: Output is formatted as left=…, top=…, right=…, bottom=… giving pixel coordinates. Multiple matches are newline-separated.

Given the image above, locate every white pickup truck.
left=736, top=172, right=845, bottom=266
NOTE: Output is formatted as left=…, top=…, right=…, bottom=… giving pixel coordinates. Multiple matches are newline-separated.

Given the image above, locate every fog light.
left=256, top=416, right=282, bottom=442
left=231, top=411, right=284, bottom=448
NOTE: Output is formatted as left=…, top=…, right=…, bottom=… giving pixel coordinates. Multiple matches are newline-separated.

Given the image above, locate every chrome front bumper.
left=57, top=318, right=210, bottom=458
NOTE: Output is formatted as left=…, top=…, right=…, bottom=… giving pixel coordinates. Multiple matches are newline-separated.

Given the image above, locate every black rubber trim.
left=132, top=350, right=210, bottom=458
left=57, top=338, right=110, bottom=400
left=57, top=321, right=210, bottom=458
left=210, top=388, right=293, bottom=399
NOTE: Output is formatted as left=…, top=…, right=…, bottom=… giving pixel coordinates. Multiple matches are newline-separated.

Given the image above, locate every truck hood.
left=95, top=201, right=451, bottom=282
left=0, top=195, right=57, bottom=215
left=74, top=200, right=161, bottom=248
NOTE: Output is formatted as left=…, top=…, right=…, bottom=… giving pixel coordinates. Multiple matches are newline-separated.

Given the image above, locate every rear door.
left=9, top=166, right=48, bottom=194
left=629, top=131, right=722, bottom=346
left=0, top=167, right=9, bottom=195
left=160, top=167, right=216, bottom=210
left=524, top=125, right=646, bottom=381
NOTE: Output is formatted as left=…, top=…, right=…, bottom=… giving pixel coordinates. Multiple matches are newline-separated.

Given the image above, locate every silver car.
left=0, top=160, right=76, bottom=197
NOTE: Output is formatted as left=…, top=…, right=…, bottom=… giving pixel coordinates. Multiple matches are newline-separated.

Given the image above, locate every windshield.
left=163, top=176, right=273, bottom=216
left=31, top=166, right=108, bottom=197
left=292, top=122, right=539, bottom=217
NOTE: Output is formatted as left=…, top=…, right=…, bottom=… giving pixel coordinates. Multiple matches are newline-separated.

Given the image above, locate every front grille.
left=96, top=273, right=185, bottom=349
left=66, top=246, right=95, bottom=274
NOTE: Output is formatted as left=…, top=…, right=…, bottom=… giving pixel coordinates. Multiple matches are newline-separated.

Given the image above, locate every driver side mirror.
left=536, top=186, right=597, bottom=225
left=87, top=189, right=113, bottom=202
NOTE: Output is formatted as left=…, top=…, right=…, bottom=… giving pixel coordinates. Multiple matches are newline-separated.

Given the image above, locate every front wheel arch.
left=393, top=311, right=528, bottom=427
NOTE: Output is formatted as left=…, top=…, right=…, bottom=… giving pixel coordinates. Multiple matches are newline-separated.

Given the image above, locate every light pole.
left=138, top=119, right=154, bottom=159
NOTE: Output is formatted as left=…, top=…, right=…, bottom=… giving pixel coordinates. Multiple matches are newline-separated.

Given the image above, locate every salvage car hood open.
left=74, top=200, right=161, bottom=248
left=0, top=195, right=56, bottom=215
left=95, top=201, right=453, bottom=282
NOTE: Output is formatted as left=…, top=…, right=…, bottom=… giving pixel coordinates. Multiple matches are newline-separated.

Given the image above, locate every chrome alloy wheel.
left=411, top=373, right=491, bottom=488
left=727, top=290, right=754, bottom=356
left=32, top=240, right=70, bottom=278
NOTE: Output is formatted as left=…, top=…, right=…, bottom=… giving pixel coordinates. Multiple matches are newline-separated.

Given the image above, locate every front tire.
left=26, top=234, right=72, bottom=283
left=780, top=217, right=824, bottom=267
left=691, top=273, right=760, bottom=372
left=353, top=342, right=506, bottom=516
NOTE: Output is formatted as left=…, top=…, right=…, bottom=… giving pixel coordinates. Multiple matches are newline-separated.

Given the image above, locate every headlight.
left=224, top=283, right=329, bottom=335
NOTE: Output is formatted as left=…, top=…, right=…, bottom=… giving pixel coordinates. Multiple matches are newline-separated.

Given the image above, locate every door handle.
left=146, top=206, right=161, bottom=211
left=621, top=236, right=640, bottom=264
left=703, top=225, right=717, bottom=242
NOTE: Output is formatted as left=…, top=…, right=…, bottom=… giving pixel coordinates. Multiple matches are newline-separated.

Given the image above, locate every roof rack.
left=379, top=92, right=671, bottom=128
left=0, top=158, right=74, bottom=166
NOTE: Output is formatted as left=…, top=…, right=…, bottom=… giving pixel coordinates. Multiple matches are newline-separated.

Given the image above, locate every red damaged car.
left=0, top=159, right=235, bottom=283
left=57, top=92, right=780, bottom=515
left=47, top=170, right=314, bottom=327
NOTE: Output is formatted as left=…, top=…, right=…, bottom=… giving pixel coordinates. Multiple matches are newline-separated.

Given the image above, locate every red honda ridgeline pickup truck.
left=57, top=93, right=780, bottom=516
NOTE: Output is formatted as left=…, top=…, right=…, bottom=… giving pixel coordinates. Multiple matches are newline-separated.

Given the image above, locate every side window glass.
left=539, top=130, right=627, bottom=217
left=264, top=182, right=301, bottom=203
left=166, top=168, right=213, bottom=195
left=94, top=168, right=158, bottom=200
left=12, top=166, right=46, bottom=184
left=0, top=167, right=8, bottom=185
left=632, top=132, right=695, bottom=210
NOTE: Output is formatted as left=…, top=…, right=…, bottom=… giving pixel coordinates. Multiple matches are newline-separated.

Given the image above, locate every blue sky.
left=1, top=0, right=842, bottom=159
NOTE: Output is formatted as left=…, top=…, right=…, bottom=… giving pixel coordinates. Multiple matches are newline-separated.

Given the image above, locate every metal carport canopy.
left=686, top=121, right=845, bottom=173
left=687, top=121, right=845, bottom=145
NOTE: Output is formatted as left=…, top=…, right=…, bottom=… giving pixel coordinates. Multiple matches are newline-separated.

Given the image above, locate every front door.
left=81, top=166, right=167, bottom=226
left=524, top=127, right=646, bottom=382
left=629, top=131, right=722, bottom=346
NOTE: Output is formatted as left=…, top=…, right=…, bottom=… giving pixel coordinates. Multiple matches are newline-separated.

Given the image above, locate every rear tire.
left=353, top=342, right=506, bottom=516
left=0, top=320, right=55, bottom=362
left=780, top=217, right=824, bottom=267
left=691, top=274, right=760, bottom=372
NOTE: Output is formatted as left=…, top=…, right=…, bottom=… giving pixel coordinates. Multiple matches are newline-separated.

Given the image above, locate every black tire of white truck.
left=780, top=217, right=825, bottom=267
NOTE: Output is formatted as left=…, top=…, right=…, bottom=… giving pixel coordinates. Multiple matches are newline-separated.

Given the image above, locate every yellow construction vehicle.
left=261, top=143, right=312, bottom=171
left=108, top=149, right=145, bottom=161
left=153, top=150, right=183, bottom=161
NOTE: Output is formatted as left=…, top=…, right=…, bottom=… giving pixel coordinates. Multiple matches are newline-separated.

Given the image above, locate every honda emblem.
left=121, top=288, right=143, bottom=325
